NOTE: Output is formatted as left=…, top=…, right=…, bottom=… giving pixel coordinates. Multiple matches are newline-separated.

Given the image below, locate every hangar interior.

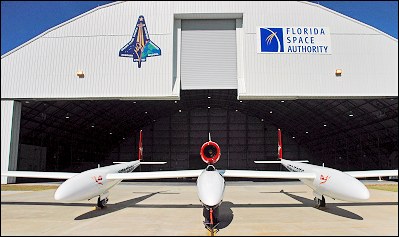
left=17, top=90, right=398, bottom=174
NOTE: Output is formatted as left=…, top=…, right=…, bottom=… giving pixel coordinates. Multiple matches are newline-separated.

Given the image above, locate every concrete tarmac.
left=1, top=181, right=398, bottom=236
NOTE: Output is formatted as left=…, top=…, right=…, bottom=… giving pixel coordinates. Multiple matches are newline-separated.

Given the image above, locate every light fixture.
left=76, top=70, right=84, bottom=78
left=292, top=136, right=295, bottom=139
left=323, top=124, right=327, bottom=127
left=335, top=69, right=342, bottom=76
left=208, top=106, right=211, bottom=109
left=261, top=119, right=264, bottom=121
left=174, top=101, right=178, bottom=104
left=281, top=100, right=285, bottom=103
left=269, top=111, right=273, bottom=114
left=208, top=96, right=211, bottom=99
left=179, top=109, right=182, bottom=113
left=123, top=137, right=125, bottom=140
left=235, top=109, right=238, bottom=112
left=240, top=100, right=243, bottom=103
left=348, top=111, right=354, bottom=117
left=109, top=132, right=112, bottom=135
left=25, top=101, right=30, bottom=104
left=65, top=113, right=70, bottom=119
left=91, top=125, right=95, bottom=128
left=305, top=131, right=309, bottom=134
left=145, top=111, right=148, bottom=114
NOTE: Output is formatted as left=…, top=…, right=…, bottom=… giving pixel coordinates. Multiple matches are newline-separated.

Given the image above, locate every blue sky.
left=1, top=1, right=398, bottom=55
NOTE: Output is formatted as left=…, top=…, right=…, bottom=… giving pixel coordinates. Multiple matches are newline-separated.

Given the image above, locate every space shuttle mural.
left=119, top=15, right=161, bottom=68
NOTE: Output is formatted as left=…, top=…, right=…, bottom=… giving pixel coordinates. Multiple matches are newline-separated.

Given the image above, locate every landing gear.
left=203, top=206, right=220, bottom=235
left=314, top=195, right=326, bottom=208
left=97, top=196, right=108, bottom=208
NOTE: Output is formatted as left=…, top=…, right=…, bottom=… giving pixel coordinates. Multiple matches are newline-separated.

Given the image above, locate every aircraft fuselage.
left=281, top=159, right=370, bottom=202
left=54, top=160, right=141, bottom=202
left=196, top=165, right=225, bottom=207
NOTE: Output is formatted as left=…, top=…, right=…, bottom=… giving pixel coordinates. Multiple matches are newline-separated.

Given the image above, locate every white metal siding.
left=1, top=1, right=397, bottom=99
left=181, top=19, right=237, bottom=90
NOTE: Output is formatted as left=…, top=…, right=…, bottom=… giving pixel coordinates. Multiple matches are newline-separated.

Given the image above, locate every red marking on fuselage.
left=93, top=175, right=103, bottom=185
left=320, top=174, right=330, bottom=184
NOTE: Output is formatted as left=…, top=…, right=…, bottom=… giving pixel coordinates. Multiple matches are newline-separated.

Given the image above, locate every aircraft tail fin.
left=254, top=129, right=309, bottom=164
left=278, top=129, right=283, bottom=160
left=138, top=130, right=143, bottom=161
left=136, top=130, right=167, bottom=165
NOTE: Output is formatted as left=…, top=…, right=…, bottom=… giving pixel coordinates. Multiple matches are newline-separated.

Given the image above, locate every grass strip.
left=1, top=184, right=59, bottom=191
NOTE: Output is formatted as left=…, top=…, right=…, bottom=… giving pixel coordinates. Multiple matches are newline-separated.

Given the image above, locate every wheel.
left=314, top=196, right=326, bottom=208
left=320, top=196, right=326, bottom=207
left=203, top=207, right=210, bottom=223
left=97, top=197, right=108, bottom=208
left=314, top=197, right=321, bottom=208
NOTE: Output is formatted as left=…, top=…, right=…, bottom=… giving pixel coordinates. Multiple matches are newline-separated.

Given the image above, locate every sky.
left=1, top=1, right=398, bottom=55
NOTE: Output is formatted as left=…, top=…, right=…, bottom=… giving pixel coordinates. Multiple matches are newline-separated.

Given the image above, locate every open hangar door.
left=17, top=91, right=397, bottom=179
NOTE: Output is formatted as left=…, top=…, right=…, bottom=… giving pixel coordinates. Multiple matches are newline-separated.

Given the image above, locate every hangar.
left=1, top=1, right=398, bottom=184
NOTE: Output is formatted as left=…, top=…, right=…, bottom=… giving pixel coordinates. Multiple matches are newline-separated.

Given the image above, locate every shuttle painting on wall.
left=119, top=15, right=161, bottom=68
left=257, top=27, right=331, bottom=54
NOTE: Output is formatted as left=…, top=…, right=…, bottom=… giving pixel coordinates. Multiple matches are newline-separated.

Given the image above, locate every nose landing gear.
left=203, top=206, right=220, bottom=236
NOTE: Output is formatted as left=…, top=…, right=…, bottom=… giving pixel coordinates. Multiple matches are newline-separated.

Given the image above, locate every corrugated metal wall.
left=181, top=19, right=237, bottom=89
left=1, top=1, right=397, bottom=99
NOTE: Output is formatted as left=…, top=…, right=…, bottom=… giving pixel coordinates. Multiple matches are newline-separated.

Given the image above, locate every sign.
left=257, top=27, right=331, bottom=54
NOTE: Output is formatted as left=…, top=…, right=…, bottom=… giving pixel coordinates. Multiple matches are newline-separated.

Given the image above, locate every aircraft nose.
left=54, top=185, right=68, bottom=201
left=54, top=182, right=78, bottom=201
left=355, top=184, right=370, bottom=200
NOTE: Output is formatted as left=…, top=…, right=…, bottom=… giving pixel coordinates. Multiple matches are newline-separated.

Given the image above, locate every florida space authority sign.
left=257, top=27, right=331, bottom=54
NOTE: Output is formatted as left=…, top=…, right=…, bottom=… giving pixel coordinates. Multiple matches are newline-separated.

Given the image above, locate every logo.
left=93, top=175, right=103, bottom=185
left=258, top=27, right=331, bottom=54
left=119, top=15, right=161, bottom=68
left=319, top=174, right=330, bottom=184
left=259, top=28, right=284, bottom=52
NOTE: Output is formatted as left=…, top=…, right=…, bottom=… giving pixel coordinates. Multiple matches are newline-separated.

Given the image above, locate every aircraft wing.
left=1, top=171, right=78, bottom=179
left=106, top=169, right=204, bottom=180
left=345, top=170, right=398, bottom=178
left=219, top=170, right=316, bottom=179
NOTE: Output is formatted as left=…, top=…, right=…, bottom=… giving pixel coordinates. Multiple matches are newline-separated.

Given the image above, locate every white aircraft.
left=2, top=129, right=398, bottom=234
left=254, top=129, right=399, bottom=208
left=1, top=130, right=166, bottom=208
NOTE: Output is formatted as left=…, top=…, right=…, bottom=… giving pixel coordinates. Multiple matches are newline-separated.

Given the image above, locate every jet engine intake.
left=200, top=141, right=221, bottom=164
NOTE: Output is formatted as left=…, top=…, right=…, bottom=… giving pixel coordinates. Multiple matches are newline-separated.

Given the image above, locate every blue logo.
left=260, top=28, right=284, bottom=53
left=119, top=15, right=161, bottom=68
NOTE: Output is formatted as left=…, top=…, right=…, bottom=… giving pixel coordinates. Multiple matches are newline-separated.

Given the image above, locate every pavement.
left=1, top=181, right=398, bottom=236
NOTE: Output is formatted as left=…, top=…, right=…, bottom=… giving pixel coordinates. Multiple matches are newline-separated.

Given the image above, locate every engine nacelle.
left=200, top=141, right=221, bottom=164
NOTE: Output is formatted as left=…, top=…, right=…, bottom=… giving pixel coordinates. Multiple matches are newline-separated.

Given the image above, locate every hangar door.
left=181, top=19, right=237, bottom=90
